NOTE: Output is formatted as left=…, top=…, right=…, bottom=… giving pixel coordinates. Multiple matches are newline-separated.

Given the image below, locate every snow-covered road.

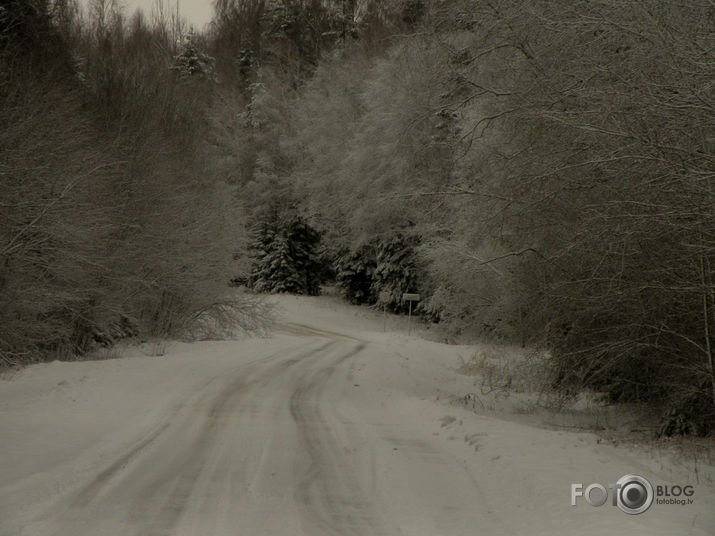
left=1, top=296, right=713, bottom=535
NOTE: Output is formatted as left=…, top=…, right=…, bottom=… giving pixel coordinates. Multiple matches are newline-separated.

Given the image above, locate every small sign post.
left=402, top=293, right=420, bottom=334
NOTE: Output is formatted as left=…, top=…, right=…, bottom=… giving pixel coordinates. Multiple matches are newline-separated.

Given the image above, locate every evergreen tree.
left=335, top=234, right=421, bottom=311
left=0, top=0, right=74, bottom=76
left=284, top=217, right=323, bottom=295
left=335, top=244, right=377, bottom=305
left=249, top=215, right=323, bottom=295
left=172, top=32, right=216, bottom=80
left=371, top=234, right=420, bottom=313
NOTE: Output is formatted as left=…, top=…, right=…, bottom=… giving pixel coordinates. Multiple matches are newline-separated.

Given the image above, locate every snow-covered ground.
left=1, top=295, right=713, bottom=535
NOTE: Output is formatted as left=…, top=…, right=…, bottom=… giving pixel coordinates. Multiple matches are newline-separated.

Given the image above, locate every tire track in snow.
left=138, top=341, right=336, bottom=536
left=132, top=339, right=339, bottom=536
left=289, top=341, right=395, bottom=536
left=45, top=340, right=335, bottom=536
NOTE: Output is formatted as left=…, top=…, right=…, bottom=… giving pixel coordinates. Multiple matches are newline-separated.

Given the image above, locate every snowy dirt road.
left=1, top=296, right=713, bottom=535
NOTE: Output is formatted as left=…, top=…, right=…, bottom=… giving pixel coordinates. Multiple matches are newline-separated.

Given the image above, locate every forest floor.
left=1, top=294, right=713, bottom=535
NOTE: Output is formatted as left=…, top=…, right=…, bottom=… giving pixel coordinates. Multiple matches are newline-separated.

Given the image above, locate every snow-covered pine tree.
left=172, top=32, right=216, bottom=80
left=248, top=216, right=323, bottom=295
left=284, top=217, right=322, bottom=296
left=371, top=234, right=420, bottom=313
left=335, top=244, right=377, bottom=305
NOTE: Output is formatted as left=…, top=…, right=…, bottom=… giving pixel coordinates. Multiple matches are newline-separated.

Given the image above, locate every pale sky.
left=84, top=1, right=216, bottom=30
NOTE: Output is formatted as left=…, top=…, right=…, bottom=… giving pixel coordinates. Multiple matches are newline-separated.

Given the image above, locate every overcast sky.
left=89, top=1, right=215, bottom=30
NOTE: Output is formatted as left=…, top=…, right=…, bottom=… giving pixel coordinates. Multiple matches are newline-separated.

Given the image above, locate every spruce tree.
left=249, top=216, right=323, bottom=295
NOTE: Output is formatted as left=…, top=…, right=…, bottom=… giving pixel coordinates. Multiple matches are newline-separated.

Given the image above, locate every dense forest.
left=1, top=0, right=713, bottom=435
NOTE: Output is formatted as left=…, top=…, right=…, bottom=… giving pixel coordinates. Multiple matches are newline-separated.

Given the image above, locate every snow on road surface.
left=1, top=295, right=713, bottom=535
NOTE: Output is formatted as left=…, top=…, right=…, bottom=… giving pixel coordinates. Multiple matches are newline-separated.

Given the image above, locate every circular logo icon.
left=616, top=474, right=653, bottom=515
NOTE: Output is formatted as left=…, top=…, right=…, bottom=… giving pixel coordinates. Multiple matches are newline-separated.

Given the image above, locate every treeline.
left=225, top=1, right=713, bottom=434
left=0, top=0, right=268, bottom=366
